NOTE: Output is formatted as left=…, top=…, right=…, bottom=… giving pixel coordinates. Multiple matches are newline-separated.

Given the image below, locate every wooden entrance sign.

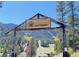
left=26, top=19, right=51, bottom=29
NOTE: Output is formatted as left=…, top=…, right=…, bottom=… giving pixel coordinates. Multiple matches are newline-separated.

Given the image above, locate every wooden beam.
left=15, top=27, right=61, bottom=32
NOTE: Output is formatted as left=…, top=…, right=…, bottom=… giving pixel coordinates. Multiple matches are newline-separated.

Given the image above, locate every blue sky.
left=0, top=1, right=57, bottom=25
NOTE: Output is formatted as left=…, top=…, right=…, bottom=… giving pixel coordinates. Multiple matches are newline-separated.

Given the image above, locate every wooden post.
left=61, top=24, right=68, bottom=53
left=12, top=30, right=17, bottom=57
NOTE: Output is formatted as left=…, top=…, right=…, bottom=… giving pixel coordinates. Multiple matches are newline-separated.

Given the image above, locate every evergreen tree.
left=56, top=1, right=67, bottom=23
left=56, top=1, right=67, bottom=52
left=66, top=1, right=79, bottom=51
left=0, top=1, right=2, bottom=8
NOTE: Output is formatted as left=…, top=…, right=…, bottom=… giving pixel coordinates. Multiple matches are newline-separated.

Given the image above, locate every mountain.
left=0, top=22, right=17, bottom=33
left=0, top=22, right=17, bottom=49
left=22, top=30, right=58, bottom=44
left=0, top=22, right=59, bottom=43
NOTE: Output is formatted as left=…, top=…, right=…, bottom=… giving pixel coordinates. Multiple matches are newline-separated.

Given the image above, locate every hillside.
left=0, top=22, right=17, bottom=33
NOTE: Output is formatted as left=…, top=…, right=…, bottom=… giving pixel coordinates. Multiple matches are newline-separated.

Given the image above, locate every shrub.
left=68, top=47, right=74, bottom=54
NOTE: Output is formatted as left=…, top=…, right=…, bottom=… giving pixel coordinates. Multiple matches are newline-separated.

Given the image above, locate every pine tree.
left=56, top=1, right=67, bottom=52
left=0, top=1, right=2, bottom=8
left=56, top=1, right=67, bottom=23
left=66, top=1, right=79, bottom=51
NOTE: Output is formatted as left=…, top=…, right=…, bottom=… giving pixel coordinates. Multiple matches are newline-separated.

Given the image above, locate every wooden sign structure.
left=6, top=13, right=63, bottom=34
left=5, top=13, right=66, bottom=57
left=26, top=19, right=51, bottom=29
